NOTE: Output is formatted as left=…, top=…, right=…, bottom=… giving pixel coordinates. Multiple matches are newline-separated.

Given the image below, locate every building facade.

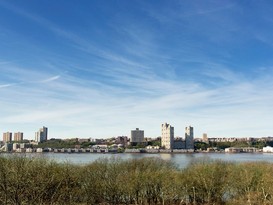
left=115, top=136, right=128, bottom=146
left=4, top=143, right=12, bottom=152
left=263, top=146, right=273, bottom=153
left=202, top=133, right=208, bottom=143
left=161, top=123, right=174, bottom=149
left=35, top=126, right=48, bottom=143
left=3, top=132, right=12, bottom=142
left=131, top=128, right=144, bottom=144
left=14, top=132, right=23, bottom=141
left=185, top=126, right=194, bottom=149
left=173, top=138, right=185, bottom=149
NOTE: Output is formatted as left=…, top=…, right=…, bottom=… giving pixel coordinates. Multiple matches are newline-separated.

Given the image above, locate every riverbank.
left=1, top=146, right=264, bottom=154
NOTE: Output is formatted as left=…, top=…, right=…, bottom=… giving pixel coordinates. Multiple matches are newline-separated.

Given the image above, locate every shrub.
left=0, top=155, right=273, bottom=205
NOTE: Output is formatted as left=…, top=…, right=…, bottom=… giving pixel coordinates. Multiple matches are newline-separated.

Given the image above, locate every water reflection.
left=159, top=153, right=172, bottom=160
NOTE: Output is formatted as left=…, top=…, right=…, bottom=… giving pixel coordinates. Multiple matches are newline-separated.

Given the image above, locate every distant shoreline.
left=0, top=151, right=269, bottom=154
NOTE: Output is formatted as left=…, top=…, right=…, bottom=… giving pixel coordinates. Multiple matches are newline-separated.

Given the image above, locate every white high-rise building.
left=161, top=123, right=174, bottom=149
left=131, top=128, right=144, bottom=144
left=185, top=126, right=194, bottom=149
left=35, top=126, right=48, bottom=143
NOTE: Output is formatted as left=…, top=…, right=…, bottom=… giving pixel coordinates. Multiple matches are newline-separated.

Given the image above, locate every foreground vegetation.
left=0, top=156, right=273, bottom=205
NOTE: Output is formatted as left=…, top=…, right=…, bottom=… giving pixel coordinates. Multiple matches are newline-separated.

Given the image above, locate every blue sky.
left=1, top=0, right=273, bottom=139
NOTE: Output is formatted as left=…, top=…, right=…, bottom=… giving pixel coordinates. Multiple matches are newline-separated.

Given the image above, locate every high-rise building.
left=131, top=128, right=144, bottom=144
left=161, top=123, right=174, bottom=149
left=35, top=126, right=48, bottom=143
left=185, top=126, right=194, bottom=149
left=202, top=133, right=208, bottom=143
left=14, top=132, right=23, bottom=141
left=3, top=132, right=12, bottom=142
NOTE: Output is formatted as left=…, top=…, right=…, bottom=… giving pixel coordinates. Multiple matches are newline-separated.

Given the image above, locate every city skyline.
left=1, top=1, right=273, bottom=138
left=1, top=123, right=271, bottom=142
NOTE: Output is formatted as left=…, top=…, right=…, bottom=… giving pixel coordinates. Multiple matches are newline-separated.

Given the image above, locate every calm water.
left=6, top=152, right=273, bottom=169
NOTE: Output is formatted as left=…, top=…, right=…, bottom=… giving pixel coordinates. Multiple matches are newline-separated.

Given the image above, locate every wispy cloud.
left=0, top=1, right=273, bottom=139
left=0, top=84, right=14, bottom=88
left=1, top=59, right=272, bottom=138
left=40, top=75, right=60, bottom=83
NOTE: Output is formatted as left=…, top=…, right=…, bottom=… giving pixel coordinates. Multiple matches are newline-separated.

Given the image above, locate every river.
left=5, top=152, right=273, bottom=168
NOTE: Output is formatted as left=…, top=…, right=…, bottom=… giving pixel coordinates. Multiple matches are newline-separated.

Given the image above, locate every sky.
left=1, top=0, right=273, bottom=139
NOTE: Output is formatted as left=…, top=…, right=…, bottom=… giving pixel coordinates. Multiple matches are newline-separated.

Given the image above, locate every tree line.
left=195, top=140, right=267, bottom=150
left=0, top=155, right=272, bottom=205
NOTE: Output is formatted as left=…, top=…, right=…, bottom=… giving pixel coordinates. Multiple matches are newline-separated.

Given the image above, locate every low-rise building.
left=146, top=145, right=160, bottom=149
left=92, top=144, right=108, bottom=149
left=115, top=136, right=128, bottom=145
left=36, top=148, right=44, bottom=153
left=13, top=143, right=20, bottom=150
left=26, top=148, right=33, bottom=153
left=4, top=143, right=13, bottom=152
left=263, top=146, right=273, bottom=153
left=78, top=138, right=90, bottom=143
left=225, top=147, right=260, bottom=153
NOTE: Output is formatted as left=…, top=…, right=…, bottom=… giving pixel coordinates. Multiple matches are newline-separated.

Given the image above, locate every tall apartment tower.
left=35, top=126, right=48, bottom=143
left=3, top=132, right=12, bottom=142
left=185, top=126, right=194, bottom=149
left=161, top=123, right=174, bottom=149
left=131, top=128, right=144, bottom=144
left=202, top=133, right=208, bottom=143
left=14, top=132, right=23, bottom=141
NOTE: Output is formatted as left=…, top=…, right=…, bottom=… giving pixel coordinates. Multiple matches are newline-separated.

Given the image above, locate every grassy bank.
left=0, top=156, right=272, bottom=205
